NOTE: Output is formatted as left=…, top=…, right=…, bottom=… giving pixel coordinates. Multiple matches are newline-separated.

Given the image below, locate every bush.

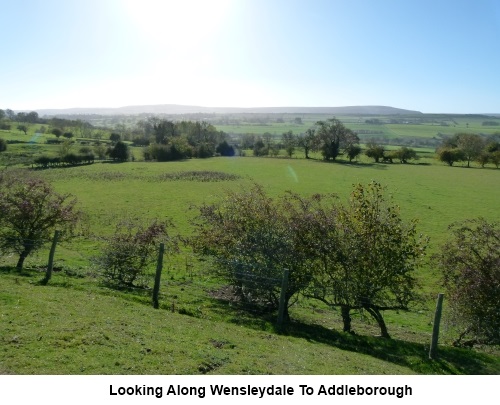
left=0, top=138, right=6, bottom=152
left=93, top=220, right=178, bottom=288
left=435, top=218, right=500, bottom=347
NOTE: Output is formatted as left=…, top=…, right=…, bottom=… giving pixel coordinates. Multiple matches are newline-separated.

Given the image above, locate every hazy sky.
left=2, top=0, right=499, bottom=113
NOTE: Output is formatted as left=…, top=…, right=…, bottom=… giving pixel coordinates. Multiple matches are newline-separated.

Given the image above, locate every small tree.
left=305, top=182, right=428, bottom=337
left=282, top=130, right=296, bottom=158
left=435, top=218, right=499, bottom=347
left=0, top=171, right=80, bottom=271
left=17, top=124, right=28, bottom=135
left=437, top=148, right=465, bottom=166
left=345, top=144, right=362, bottom=162
left=51, top=128, right=63, bottom=138
left=94, top=219, right=178, bottom=289
left=297, top=128, right=316, bottom=159
left=395, top=146, right=418, bottom=163
left=365, top=141, right=385, bottom=163
left=190, top=184, right=312, bottom=320
left=109, top=133, right=121, bottom=143
left=108, top=141, right=130, bottom=162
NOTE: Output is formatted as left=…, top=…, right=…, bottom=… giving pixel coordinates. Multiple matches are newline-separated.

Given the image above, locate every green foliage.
left=435, top=218, right=500, bottom=347
left=109, top=132, right=121, bottom=143
left=108, top=141, right=130, bottom=162
left=437, top=147, right=465, bottom=166
left=365, top=140, right=385, bottom=162
left=281, top=130, right=296, bottom=158
left=0, top=171, right=80, bottom=270
left=191, top=184, right=312, bottom=319
left=304, top=181, right=428, bottom=337
left=93, top=219, right=178, bottom=288
left=51, top=128, right=63, bottom=137
left=315, top=118, right=359, bottom=161
left=395, top=146, right=418, bottom=163
left=17, top=124, right=28, bottom=135
left=345, top=144, right=362, bottom=162
left=215, top=140, right=235, bottom=156
left=0, top=138, right=7, bottom=152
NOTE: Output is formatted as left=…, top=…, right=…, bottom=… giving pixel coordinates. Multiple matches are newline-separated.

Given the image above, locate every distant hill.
left=34, top=104, right=423, bottom=117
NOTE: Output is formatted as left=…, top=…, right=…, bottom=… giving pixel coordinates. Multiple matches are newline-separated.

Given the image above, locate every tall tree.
left=315, top=118, right=347, bottom=160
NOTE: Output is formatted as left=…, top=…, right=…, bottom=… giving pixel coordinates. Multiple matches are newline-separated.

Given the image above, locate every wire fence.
left=0, top=231, right=460, bottom=349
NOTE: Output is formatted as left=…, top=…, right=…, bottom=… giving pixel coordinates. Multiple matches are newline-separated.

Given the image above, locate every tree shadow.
left=311, top=159, right=388, bottom=170
left=276, top=320, right=498, bottom=374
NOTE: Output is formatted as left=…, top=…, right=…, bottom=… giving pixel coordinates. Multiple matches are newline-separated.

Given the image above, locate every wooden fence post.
left=429, top=293, right=445, bottom=359
left=277, top=268, right=290, bottom=329
left=41, top=230, right=60, bottom=285
left=152, top=243, right=165, bottom=309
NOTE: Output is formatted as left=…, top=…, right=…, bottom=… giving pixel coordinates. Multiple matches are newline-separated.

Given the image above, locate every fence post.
left=429, top=293, right=444, bottom=359
left=277, top=268, right=290, bottom=329
left=152, top=243, right=165, bottom=309
left=41, top=230, right=60, bottom=285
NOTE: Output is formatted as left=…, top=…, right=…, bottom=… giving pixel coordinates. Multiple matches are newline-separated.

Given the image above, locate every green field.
left=0, top=119, right=499, bottom=375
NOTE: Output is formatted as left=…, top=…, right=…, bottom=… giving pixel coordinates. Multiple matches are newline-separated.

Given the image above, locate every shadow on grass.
left=276, top=320, right=498, bottom=374
left=311, top=159, right=389, bottom=170
left=206, top=294, right=498, bottom=374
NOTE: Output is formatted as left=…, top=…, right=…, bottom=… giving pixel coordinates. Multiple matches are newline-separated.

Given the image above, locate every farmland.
left=0, top=114, right=499, bottom=375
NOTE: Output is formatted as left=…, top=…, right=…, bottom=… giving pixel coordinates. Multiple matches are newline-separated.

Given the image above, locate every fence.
left=0, top=231, right=449, bottom=355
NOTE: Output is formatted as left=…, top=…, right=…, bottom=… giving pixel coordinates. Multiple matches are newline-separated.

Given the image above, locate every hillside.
left=32, top=105, right=422, bottom=117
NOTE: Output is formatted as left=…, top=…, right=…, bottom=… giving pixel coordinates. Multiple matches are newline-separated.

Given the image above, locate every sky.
left=1, top=0, right=500, bottom=113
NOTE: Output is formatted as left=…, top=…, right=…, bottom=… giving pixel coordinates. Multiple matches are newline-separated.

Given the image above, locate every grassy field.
left=1, top=121, right=499, bottom=375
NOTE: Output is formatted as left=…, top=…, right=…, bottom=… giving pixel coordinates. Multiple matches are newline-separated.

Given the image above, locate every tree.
left=345, top=144, right=362, bottom=162
left=26, top=111, right=39, bottom=124
left=215, top=140, right=235, bottom=156
left=17, top=124, right=28, bottom=135
left=297, top=128, right=316, bottom=159
left=395, top=147, right=418, bottom=164
left=456, top=133, right=485, bottom=167
left=282, top=130, right=296, bottom=158
left=305, top=182, right=428, bottom=338
left=108, top=141, right=130, bottom=162
left=0, top=109, right=5, bottom=121
left=5, top=109, right=16, bottom=121
left=315, top=118, right=354, bottom=161
left=51, top=128, right=63, bottom=138
left=435, top=218, right=499, bottom=347
left=190, top=184, right=313, bottom=321
left=0, top=171, right=80, bottom=271
left=93, top=219, right=178, bottom=288
left=437, top=147, right=465, bottom=166
left=109, top=133, right=121, bottom=143
left=63, top=132, right=74, bottom=139
left=365, top=140, right=385, bottom=163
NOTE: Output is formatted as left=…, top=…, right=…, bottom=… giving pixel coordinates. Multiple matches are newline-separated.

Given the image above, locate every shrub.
left=435, top=218, right=500, bottom=347
left=93, top=219, right=178, bottom=289
left=0, top=138, right=6, bottom=152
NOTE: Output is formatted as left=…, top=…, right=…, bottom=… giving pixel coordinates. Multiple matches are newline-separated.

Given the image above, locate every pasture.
left=0, top=120, right=499, bottom=375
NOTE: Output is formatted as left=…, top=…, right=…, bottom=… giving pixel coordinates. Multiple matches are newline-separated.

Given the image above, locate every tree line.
left=436, top=132, right=500, bottom=168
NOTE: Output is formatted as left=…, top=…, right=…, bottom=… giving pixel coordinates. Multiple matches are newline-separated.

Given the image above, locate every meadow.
left=0, top=118, right=499, bottom=375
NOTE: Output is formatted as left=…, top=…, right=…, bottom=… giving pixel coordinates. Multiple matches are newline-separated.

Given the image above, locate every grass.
left=1, top=120, right=499, bottom=375
left=1, top=269, right=498, bottom=375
